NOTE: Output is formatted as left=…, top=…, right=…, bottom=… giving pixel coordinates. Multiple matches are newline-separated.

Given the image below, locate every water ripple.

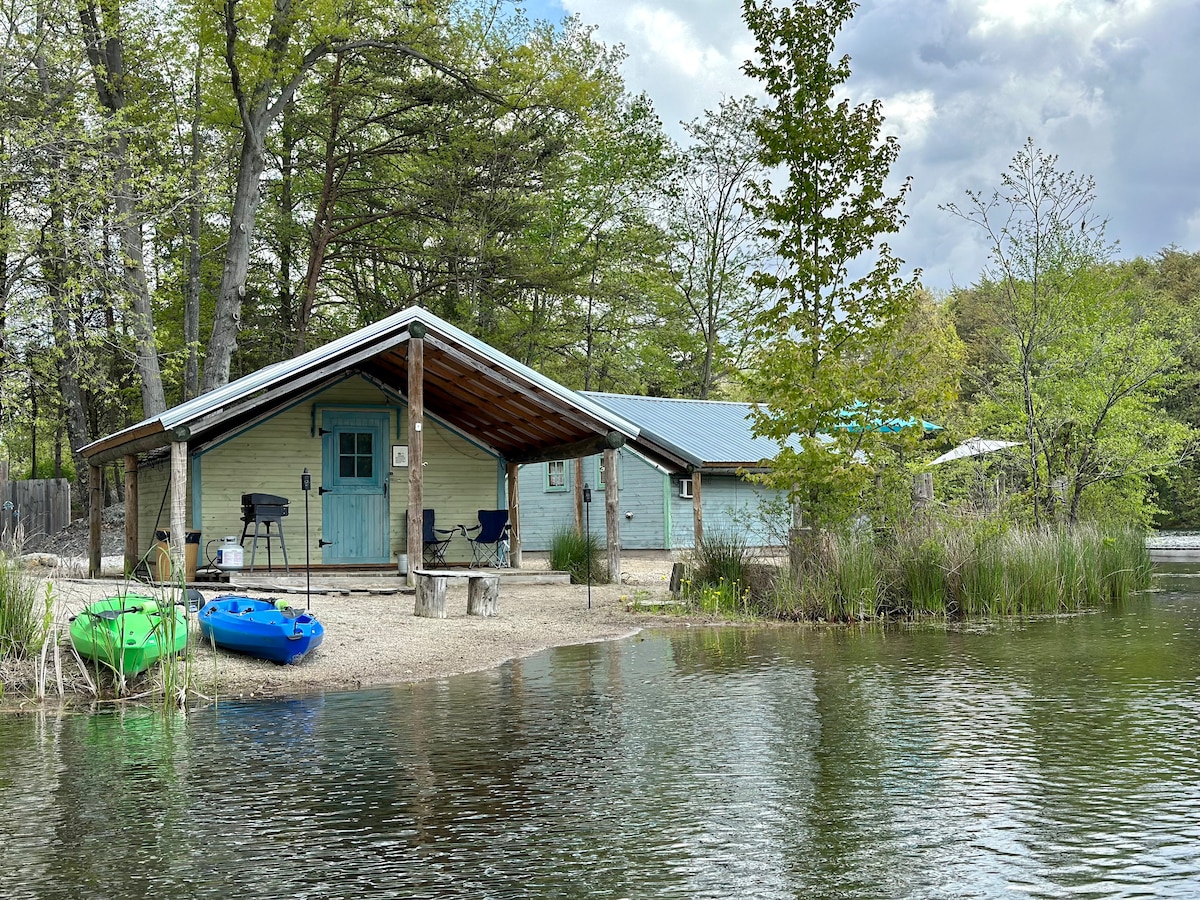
left=1, top=581, right=1199, bottom=898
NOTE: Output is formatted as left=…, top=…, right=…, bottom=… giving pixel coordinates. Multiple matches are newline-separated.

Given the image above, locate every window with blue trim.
left=545, top=460, right=567, bottom=492
left=339, top=431, right=374, bottom=478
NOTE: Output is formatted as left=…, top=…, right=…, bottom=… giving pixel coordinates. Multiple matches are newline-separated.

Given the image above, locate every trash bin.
left=185, top=529, right=201, bottom=582
left=397, top=553, right=409, bottom=575
left=152, top=529, right=202, bottom=582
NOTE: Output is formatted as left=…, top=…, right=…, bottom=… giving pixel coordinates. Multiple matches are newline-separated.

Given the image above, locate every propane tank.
left=214, top=537, right=244, bottom=571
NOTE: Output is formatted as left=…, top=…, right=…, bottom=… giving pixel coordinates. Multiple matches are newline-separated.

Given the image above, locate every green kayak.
left=69, top=595, right=188, bottom=676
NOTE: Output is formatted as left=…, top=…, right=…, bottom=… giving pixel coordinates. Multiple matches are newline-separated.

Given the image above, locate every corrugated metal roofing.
left=581, top=393, right=787, bottom=469
left=81, top=307, right=639, bottom=464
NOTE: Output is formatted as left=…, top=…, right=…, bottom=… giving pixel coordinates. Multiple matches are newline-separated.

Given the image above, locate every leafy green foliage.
left=549, top=526, right=608, bottom=584
left=944, top=142, right=1192, bottom=526
left=0, top=553, right=50, bottom=665
left=739, top=0, right=923, bottom=535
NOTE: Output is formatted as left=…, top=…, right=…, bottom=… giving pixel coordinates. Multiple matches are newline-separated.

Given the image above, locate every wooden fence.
left=0, top=462, right=73, bottom=545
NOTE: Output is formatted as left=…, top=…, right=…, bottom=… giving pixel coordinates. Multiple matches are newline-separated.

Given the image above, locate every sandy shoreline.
left=22, top=561, right=691, bottom=703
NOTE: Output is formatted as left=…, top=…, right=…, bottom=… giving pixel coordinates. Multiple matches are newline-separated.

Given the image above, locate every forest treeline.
left=1, top=0, right=1197, bottom=529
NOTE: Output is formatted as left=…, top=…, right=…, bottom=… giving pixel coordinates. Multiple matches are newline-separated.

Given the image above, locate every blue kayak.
left=198, top=595, right=324, bottom=665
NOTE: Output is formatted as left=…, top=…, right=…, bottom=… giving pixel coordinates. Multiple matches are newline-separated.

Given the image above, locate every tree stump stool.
left=413, top=570, right=501, bottom=618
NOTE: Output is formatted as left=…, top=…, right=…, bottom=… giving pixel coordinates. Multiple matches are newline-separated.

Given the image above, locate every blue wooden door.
left=320, top=411, right=390, bottom=564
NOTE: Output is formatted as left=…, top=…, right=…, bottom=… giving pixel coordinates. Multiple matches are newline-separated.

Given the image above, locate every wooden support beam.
left=406, top=325, right=426, bottom=587
left=89, top=465, right=102, bottom=578
left=124, top=454, right=138, bottom=576
left=506, top=431, right=626, bottom=466
left=604, top=447, right=621, bottom=584
left=506, top=461, right=522, bottom=569
left=170, top=441, right=187, bottom=581
left=692, top=471, right=704, bottom=548
left=84, top=425, right=191, bottom=467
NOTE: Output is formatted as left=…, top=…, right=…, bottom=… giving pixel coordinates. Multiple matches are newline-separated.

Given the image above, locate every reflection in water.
left=1, top=573, right=1198, bottom=899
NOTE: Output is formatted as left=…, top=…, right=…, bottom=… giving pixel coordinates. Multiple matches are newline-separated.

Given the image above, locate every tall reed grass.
left=686, top=520, right=1152, bottom=622
left=0, top=553, right=50, bottom=662
left=680, top=531, right=752, bottom=615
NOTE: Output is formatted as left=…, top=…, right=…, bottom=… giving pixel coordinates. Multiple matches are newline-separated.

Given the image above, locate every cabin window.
left=339, top=431, right=374, bottom=479
left=679, top=477, right=694, bottom=499
left=545, top=460, right=567, bottom=491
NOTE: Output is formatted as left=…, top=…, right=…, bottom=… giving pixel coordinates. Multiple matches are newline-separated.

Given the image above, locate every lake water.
left=2, top=564, right=1198, bottom=899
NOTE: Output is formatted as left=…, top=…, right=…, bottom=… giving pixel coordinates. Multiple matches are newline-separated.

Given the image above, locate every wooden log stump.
left=669, top=562, right=684, bottom=596
left=414, top=573, right=448, bottom=618
left=467, top=574, right=500, bottom=617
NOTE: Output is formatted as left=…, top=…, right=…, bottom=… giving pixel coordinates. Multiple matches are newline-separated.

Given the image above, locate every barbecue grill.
left=240, top=492, right=290, bottom=573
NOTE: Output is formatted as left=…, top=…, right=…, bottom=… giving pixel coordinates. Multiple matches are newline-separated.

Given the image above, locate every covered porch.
left=77, top=307, right=639, bottom=584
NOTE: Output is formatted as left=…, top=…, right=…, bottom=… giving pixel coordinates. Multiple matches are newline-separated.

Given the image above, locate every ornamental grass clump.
left=683, top=531, right=761, bottom=616
left=0, top=552, right=55, bottom=699
left=549, top=526, right=609, bottom=584
left=0, top=552, right=49, bottom=663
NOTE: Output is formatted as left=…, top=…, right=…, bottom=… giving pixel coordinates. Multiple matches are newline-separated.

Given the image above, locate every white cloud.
left=538, top=0, right=1200, bottom=288
left=880, top=90, right=937, bottom=148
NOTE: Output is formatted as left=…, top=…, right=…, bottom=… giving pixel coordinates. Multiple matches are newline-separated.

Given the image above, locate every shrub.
left=549, top=526, right=609, bottom=584
left=0, top=553, right=48, bottom=663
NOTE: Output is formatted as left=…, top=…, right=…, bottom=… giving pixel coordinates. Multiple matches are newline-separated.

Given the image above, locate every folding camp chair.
left=422, top=509, right=457, bottom=567
left=464, top=509, right=510, bottom=568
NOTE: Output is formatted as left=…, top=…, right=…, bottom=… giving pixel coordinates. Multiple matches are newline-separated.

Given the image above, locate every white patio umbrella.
left=929, top=437, right=1021, bottom=466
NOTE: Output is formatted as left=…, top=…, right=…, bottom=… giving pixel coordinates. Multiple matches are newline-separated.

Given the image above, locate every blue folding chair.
left=422, top=509, right=457, bottom=567
left=464, top=509, right=510, bottom=568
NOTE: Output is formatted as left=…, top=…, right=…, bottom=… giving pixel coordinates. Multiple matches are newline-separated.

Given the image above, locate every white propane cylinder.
left=214, top=537, right=244, bottom=571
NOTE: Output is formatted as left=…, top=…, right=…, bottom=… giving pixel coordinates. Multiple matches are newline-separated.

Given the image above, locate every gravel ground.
left=12, top=554, right=693, bottom=704
left=4, top=512, right=698, bottom=704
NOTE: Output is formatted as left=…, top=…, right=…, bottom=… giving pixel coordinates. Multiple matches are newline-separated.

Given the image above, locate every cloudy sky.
left=514, top=0, right=1200, bottom=292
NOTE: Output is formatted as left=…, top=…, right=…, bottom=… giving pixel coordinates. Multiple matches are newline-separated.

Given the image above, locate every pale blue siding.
left=519, top=451, right=787, bottom=551
left=517, top=448, right=668, bottom=551
left=669, top=476, right=787, bottom=550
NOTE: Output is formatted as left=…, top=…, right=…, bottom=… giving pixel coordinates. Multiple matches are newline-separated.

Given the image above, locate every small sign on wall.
left=392, top=445, right=409, bottom=467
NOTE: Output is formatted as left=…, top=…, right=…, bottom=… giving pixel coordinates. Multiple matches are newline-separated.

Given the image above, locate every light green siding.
left=137, top=375, right=500, bottom=569
left=134, top=456, right=192, bottom=558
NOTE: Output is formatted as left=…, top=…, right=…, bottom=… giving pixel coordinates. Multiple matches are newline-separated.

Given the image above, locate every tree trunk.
left=202, top=125, right=268, bottom=391
left=77, top=0, right=166, bottom=417
left=184, top=51, right=202, bottom=400
left=295, top=54, right=345, bottom=356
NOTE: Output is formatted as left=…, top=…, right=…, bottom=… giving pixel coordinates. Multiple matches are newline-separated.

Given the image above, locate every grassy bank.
left=682, top=521, right=1152, bottom=621
left=0, top=552, right=55, bottom=700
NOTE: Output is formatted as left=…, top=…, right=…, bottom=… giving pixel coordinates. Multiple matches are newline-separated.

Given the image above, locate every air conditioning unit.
left=679, top=477, right=694, bottom=499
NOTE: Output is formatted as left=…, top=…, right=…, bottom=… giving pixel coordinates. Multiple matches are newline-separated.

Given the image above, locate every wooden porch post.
left=692, top=471, right=703, bottom=548
left=604, top=447, right=620, bottom=584
left=124, top=454, right=139, bottom=576
left=89, top=465, right=102, bottom=578
left=506, top=461, right=522, bottom=569
left=573, top=457, right=584, bottom=532
left=170, top=441, right=187, bottom=580
left=406, top=323, right=426, bottom=585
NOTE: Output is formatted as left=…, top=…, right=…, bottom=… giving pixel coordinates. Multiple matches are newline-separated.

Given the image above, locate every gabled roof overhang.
left=80, top=308, right=639, bottom=465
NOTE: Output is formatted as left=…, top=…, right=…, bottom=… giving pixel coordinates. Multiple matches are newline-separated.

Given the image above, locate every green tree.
left=945, top=142, right=1190, bottom=526
left=665, top=96, right=768, bottom=398
left=739, top=0, right=920, bottom=549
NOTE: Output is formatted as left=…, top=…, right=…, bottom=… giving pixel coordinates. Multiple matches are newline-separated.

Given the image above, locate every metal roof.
left=581, top=393, right=788, bottom=471
left=80, top=307, right=639, bottom=465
